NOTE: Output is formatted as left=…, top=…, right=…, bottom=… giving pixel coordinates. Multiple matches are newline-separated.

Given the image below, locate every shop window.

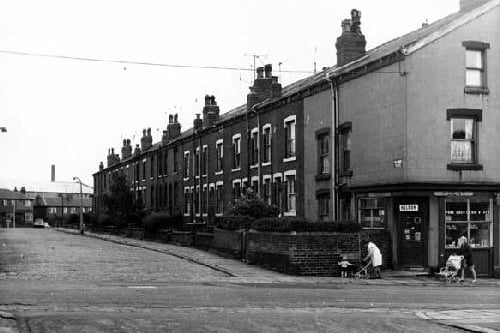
left=445, top=198, right=492, bottom=249
left=358, top=198, right=385, bottom=229
left=463, top=41, right=489, bottom=94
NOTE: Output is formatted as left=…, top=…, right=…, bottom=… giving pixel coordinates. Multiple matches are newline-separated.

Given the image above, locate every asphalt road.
left=1, top=229, right=499, bottom=332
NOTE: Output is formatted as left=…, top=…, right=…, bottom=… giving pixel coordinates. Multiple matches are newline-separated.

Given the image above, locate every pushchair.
left=354, top=261, right=371, bottom=279
left=436, top=255, right=463, bottom=283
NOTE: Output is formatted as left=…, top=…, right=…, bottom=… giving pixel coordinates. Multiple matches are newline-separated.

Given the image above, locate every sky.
left=0, top=0, right=459, bottom=189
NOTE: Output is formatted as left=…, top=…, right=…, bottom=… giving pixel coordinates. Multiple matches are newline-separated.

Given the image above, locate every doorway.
left=396, top=198, right=428, bottom=268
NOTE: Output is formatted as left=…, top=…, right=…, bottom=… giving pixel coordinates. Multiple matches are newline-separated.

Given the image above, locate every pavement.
left=55, top=228, right=500, bottom=287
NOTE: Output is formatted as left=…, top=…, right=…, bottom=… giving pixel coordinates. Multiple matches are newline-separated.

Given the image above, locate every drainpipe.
left=326, top=73, right=339, bottom=221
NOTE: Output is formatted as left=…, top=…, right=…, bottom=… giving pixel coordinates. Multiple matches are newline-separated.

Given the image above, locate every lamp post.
left=73, top=177, right=84, bottom=235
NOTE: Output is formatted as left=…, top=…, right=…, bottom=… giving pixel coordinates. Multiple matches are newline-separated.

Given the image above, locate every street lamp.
left=73, top=177, right=84, bottom=235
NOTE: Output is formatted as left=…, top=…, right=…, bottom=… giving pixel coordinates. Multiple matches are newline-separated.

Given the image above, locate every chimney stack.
left=335, top=9, right=366, bottom=67
left=121, top=139, right=132, bottom=160
left=133, top=144, right=141, bottom=156
left=162, top=130, right=169, bottom=145
left=51, top=164, right=55, bottom=182
left=140, top=128, right=153, bottom=150
left=167, top=114, right=181, bottom=140
left=246, top=63, right=282, bottom=112
left=99, top=161, right=104, bottom=171
left=202, top=95, right=220, bottom=127
left=194, top=114, right=203, bottom=131
left=107, top=148, right=120, bottom=167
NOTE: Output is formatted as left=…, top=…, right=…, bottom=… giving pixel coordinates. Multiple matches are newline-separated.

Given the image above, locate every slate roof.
left=101, top=0, right=499, bottom=172
left=36, top=196, right=92, bottom=208
left=0, top=188, right=31, bottom=200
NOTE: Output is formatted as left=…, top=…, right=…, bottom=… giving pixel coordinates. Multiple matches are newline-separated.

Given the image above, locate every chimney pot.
left=264, top=64, right=272, bottom=78
left=256, top=67, right=264, bottom=79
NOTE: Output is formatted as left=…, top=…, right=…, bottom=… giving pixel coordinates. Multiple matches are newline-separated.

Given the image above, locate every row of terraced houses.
left=94, top=0, right=500, bottom=277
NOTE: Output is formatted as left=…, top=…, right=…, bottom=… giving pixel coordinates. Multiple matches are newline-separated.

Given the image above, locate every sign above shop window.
left=434, top=192, right=473, bottom=197
left=399, top=204, right=419, bottom=212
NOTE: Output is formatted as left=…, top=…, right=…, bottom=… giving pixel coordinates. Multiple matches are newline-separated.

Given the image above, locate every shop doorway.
left=396, top=198, right=428, bottom=268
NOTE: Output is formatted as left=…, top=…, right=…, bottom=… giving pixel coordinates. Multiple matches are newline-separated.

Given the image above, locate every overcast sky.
left=0, top=0, right=459, bottom=188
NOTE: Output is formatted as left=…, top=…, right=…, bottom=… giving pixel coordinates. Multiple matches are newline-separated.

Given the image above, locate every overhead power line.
left=0, top=49, right=314, bottom=74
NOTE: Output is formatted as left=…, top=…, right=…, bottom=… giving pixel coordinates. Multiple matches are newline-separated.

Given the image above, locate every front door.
left=397, top=199, right=428, bottom=268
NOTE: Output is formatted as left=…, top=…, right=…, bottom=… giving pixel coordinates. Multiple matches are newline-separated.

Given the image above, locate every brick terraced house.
left=94, top=0, right=500, bottom=276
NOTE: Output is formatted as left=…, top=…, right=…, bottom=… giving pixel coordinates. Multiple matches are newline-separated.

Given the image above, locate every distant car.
left=33, top=218, right=45, bottom=228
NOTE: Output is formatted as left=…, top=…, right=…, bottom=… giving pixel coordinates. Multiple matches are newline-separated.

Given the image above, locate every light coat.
left=365, top=242, right=382, bottom=267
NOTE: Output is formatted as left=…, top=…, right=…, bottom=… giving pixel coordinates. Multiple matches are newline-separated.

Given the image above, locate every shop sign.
left=434, top=192, right=473, bottom=197
left=399, top=204, right=419, bottom=212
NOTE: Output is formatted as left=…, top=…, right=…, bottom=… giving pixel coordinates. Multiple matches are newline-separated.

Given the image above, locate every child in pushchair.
left=436, top=254, right=463, bottom=283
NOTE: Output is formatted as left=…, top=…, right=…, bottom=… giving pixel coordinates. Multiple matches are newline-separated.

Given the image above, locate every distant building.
left=0, top=188, right=34, bottom=226
left=23, top=181, right=93, bottom=224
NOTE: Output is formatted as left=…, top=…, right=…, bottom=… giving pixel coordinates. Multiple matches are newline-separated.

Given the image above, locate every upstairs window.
left=183, top=151, right=190, bottom=179
left=447, top=108, right=482, bottom=170
left=463, top=41, right=489, bottom=94
left=315, top=128, right=330, bottom=179
left=250, top=130, right=259, bottom=166
left=216, top=140, right=223, bottom=173
left=202, top=146, right=208, bottom=176
left=194, top=148, right=200, bottom=177
left=232, top=134, right=241, bottom=170
left=339, top=122, right=352, bottom=176
left=262, top=125, right=272, bottom=164
left=284, top=117, right=296, bottom=159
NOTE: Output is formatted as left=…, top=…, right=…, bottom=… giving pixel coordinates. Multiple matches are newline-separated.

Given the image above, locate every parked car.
left=33, top=218, right=45, bottom=228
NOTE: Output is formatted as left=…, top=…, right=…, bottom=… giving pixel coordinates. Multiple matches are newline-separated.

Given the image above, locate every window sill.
left=231, top=168, right=241, bottom=172
left=183, top=177, right=190, bottom=181
left=340, top=169, right=353, bottom=177
left=215, top=171, right=223, bottom=176
left=250, top=164, right=259, bottom=169
left=261, top=162, right=271, bottom=167
left=315, top=174, right=331, bottom=181
left=284, top=211, right=297, bottom=217
left=215, top=213, right=223, bottom=217
left=283, top=156, right=296, bottom=163
left=464, top=86, right=489, bottom=95
left=447, top=163, right=483, bottom=171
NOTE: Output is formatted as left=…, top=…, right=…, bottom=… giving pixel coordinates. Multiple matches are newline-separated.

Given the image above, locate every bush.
left=229, top=190, right=280, bottom=219
left=142, top=212, right=184, bottom=233
left=251, top=218, right=361, bottom=233
left=214, top=216, right=254, bottom=230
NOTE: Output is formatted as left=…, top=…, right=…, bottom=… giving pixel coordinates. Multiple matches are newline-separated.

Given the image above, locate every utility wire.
left=0, top=49, right=314, bottom=74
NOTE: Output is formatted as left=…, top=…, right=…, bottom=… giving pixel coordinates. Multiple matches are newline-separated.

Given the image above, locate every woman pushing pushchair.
left=362, top=241, right=382, bottom=279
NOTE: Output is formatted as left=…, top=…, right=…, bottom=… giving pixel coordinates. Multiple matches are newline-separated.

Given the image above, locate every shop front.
left=356, top=189, right=498, bottom=277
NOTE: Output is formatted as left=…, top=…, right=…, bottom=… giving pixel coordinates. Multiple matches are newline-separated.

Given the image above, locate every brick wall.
left=245, top=229, right=391, bottom=276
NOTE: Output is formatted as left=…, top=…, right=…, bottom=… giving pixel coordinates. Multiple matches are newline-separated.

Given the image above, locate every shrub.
left=142, top=212, right=184, bottom=233
left=251, top=218, right=361, bottom=233
left=214, top=216, right=254, bottom=230
left=229, top=190, right=280, bottom=219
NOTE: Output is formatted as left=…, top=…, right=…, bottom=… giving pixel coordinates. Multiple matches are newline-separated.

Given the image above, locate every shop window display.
left=445, top=198, right=492, bottom=248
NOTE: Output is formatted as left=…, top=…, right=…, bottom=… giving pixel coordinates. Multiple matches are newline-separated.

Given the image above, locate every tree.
left=102, top=173, right=141, bottom=225
left=229, top=188, right=280, bottom=219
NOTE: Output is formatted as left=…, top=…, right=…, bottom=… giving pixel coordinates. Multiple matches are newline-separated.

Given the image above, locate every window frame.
left=463, top=41, right=490, bottom=95
left=262, top=124, right=272, bottom=166
left=315, top=127, right=331, bottom=180
left=283, top=115, right=296, bottom=162
left=215, top=139, right=224, bottom=175
left=232, top=134, right=241, bottom=171
left=446, top=109, right=482, bottom=170
left=283, top=170, right=297, bottom=216
left=358, top=197, right=385, bottom=229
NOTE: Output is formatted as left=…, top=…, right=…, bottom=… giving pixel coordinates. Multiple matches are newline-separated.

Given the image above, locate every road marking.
left=126, top=286, right=157, bottom=289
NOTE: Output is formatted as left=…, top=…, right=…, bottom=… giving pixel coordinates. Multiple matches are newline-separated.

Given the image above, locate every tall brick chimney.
left=335, top=9, right=366, bottom=67
left=247, top=64, right=282, bottom=111
left=140, top=128, right=153, bottom=151
left=167, top=114, right=181, bottom=140
left=202, top=95, right=220, bottom=127
left=193, top=114, right=203, bottom=131
left=121, top=139, right=132, bottom=160
left=99, top=161, right=104, bottom=171
left=460, top=0, right=489, bottom=11
left=133, top=144, right=141, bottom=157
